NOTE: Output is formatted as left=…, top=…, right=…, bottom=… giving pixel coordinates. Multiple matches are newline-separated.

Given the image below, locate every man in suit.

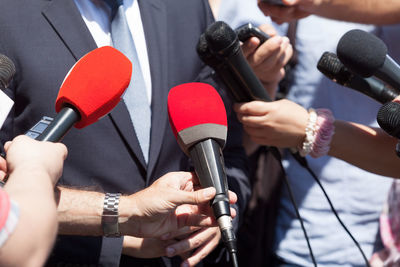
left=0, top=0, right=250, bottom=266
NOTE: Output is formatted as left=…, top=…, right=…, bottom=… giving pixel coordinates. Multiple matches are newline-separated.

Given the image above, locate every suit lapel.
left=42, top=0, right=148, bottom=169
left=41, top=0, right=97, bottom=60
left=139, top=0, right=169, bottom=182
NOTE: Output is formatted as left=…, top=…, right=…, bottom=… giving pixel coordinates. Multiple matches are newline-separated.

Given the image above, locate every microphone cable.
left=270, top=147, right=317, bottom=267
left=290, top=151, right=371, bottom=267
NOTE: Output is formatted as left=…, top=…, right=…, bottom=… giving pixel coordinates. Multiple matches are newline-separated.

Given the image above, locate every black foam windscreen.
left=0, top=54, right=16, bottom=90
left=196, top=33, right=220, bottom=68
left=377, top=101, right=400, bottom=138
left=317, top=52, right=352, bottom=85
left=204, top=21, right=239, bottom=57
left=337, top=29, right=387, bottom=77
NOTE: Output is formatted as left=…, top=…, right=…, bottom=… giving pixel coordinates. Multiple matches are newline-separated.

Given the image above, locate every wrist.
left=297, top=108, right=335, bottom=158
left=118, top=194, right=141, bottom=236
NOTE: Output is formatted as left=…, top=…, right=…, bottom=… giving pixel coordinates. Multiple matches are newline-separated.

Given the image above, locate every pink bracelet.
left=310, top=109, right=335, bottom=158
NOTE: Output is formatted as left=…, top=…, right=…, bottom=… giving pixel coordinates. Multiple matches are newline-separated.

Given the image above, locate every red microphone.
left=37, top=46, right=132, bottom=141
left=168, top=82, right=238, bottom=261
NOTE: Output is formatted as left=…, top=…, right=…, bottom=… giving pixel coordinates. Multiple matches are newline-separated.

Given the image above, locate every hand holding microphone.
left=168, top=82, right=239, bottom=265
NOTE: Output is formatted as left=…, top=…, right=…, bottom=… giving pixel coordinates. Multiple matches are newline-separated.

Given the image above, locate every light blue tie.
left=104, top=0, right=151, bottom=163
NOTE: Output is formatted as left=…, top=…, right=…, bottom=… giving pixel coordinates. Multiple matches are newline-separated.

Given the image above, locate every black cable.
left=290, top=151, right=371, bottom=267
left=230, top=251, right=239, bottom=267
left=270, top=147, right=318, bottom=267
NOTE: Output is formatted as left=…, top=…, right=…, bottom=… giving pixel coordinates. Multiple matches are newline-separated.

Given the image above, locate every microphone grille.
left=205, top=21, right=238, bottom=56
left=317, top=52, right=352, bottom=86
left=196, top=33, right=220, bottom=68
left=377, top=101, right=400, bottom=138
left=0, top=54, right=16, bottom=90
left=337, top=29, right=387, bottom=77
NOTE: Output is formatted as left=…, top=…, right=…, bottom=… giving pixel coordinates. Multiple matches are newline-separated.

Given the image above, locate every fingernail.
left=166, top=247, right=175, bottom=257
left=203, top=187, right=215, bottom=198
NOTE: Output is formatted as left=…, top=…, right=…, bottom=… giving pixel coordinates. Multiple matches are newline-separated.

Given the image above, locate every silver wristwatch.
left=102, top=192, right=121, bottom=237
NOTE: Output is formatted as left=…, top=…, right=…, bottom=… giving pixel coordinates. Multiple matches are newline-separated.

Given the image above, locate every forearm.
left=57, top=186, right=140, bottom=236
left=311, top=0, right=400, bottom=25
left=328, top=120, right=400, bottom=177
left=1, top=170, right=58, bottom=267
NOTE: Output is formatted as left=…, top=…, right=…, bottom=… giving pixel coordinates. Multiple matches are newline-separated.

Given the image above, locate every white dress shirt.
left=74, top=0, right=152, bottom=104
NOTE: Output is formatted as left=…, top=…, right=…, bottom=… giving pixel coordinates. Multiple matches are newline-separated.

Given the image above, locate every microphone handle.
left=346, top=75, right=398, bottom=104
left=225, top=50, right=271, bottom=102
left=37, top=106, right=80, bottom=142
left=189, top=138, right=230, bottom=218
left=376, top=56, right=400, bottom=93
left=188, top=138, right=237, bottom=255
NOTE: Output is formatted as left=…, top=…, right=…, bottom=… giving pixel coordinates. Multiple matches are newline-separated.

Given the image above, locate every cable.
left=290, top=151, right=371, bottom=267
left=270, top=147, right=318, bottom=267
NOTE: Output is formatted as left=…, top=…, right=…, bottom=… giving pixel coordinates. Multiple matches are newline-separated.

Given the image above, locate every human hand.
left=122, top=236, right=176, bottom=259
left=234, top=99, right=308, bottom=148
left=258, top=0, right=316, bottom=24
left=4, top=135, right=67, bottom=186
left=241, top=24, right=293, bottom=98
left=162, top=226, right=221, bottom=267
left=120, top=171, right=237, bottom=238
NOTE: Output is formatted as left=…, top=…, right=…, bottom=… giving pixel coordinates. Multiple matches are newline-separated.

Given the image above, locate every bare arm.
left=56, top=172, right=237, bottom=238
left=235, top=100, right=400, bottom=177
left=258, top=0, right=400, bottom=25
left=0, top=136, right=67, bottom=267
left=329, top=120, right=400, bottom=177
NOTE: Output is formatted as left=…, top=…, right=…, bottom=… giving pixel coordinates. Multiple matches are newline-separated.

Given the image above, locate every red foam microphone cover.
left=168, top=82, right=227, bottom=154
left=56, top=46, right=132, bottom=128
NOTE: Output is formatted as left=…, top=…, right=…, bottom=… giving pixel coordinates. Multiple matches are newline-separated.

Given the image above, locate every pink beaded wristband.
left=310, top=109, right=335, bottom=158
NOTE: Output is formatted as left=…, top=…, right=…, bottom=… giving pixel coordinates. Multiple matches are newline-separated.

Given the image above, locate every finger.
left=228, top=190, right=237, bottom=204
left=258, top=24, right=277, bottom=37
left=170, top=187, right=216, bottom=206
left=247, top=36, right=283, bottom=67
left=4, top=141, right=11, bottom=152
left=240, top=115, right=270, bottom=127
left=241, top=37, right=260, bottom=58
left=165, top=227, right=218, bottom=257
left=235, top=101, right=270, bottom=116
left=160, top=226, right=201, bottom=240
left=180, top=230, right=221, bottom=267
left=176, top=212, right=216, bottom=229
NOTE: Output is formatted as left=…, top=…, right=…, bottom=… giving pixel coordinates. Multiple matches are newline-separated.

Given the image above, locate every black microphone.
left=377, top=101, right=400, bottom=139
left=0, top=54, right=16, bottom=90
left=377, top=101, right=400, bottom=157
left=197, top=33, right=249, bottom=102
left=317, top=52, right=398, bottom=104
left=204, top=21, right=271, bottom=102
left=337, top=29, right=400, bottom=92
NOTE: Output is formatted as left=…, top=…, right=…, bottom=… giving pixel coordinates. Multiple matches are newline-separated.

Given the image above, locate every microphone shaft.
left=189, top=139, right=230, bottom=218
left=37, top=106, right=80, bottom=142
left=377, top=56, right=400, bottom=92
left=225, top=50, right=271, bottom=102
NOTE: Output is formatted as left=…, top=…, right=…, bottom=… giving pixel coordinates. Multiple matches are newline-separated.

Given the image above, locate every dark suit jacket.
left=0, top=0, right=250, bottom=266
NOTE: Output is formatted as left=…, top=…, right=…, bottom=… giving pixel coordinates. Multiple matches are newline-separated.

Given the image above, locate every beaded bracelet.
left=298, top=108, right=335, bottom=158
left=298, top=108, right=317, bottom=157
left=310, top=109, right=335, bottom=158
